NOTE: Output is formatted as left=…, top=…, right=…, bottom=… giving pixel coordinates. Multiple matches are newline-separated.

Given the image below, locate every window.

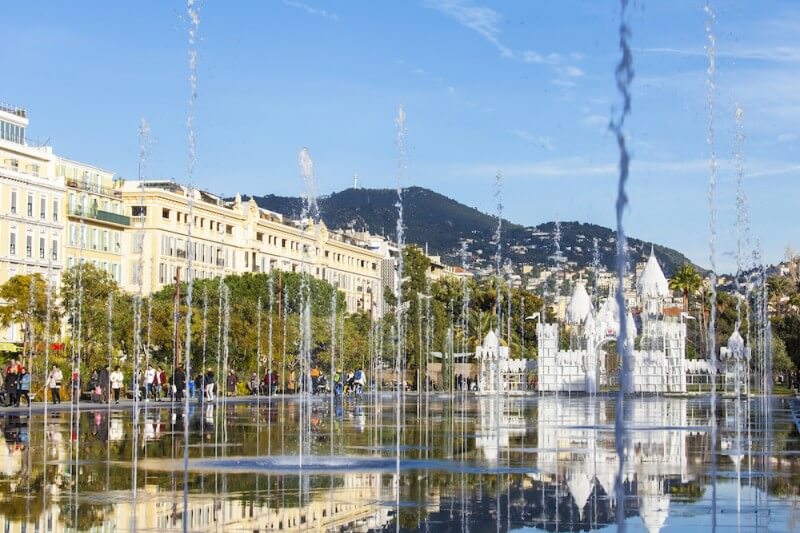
left=162, top=208, right=170, bottom=219
left=226, top=224, right=233, bottom=235
left=26, top=235, right=32, bottom=257
left=51, top=239, right=58, bottom=261
left=9, top=233, right=16, bottom=255
left=131, top=205, right=146, bottom=217
left=257, top=232, right=263, bottom=241
left=40, top=196, right=46, bottom=219
left=53, top=199, right=59, bottom=221
left=91, top=229, right=98, bottom=250
left=10, top=190, right=17, bottom=214
left=27, top=193, right=33, bottom=217
left=39, top=237, right=45, bottom=259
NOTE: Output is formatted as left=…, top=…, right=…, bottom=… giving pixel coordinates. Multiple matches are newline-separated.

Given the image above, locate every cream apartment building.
left=118, top=181, right=385, bottom=316
left=0, top=103, right=64, bottom=343
left=61, top=158, right=129, bottom=284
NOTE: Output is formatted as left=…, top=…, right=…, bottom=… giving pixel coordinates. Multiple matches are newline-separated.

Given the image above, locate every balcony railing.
left=68, top=205, right=130, bottom=226
left=66, top=178, right=117, bottom=197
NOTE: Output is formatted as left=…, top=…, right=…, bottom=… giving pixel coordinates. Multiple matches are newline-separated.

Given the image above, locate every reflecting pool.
left=0, top=395, right=798, bottom=532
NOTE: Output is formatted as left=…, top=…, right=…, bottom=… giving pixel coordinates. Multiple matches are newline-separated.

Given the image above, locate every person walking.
left=174, top=364, right=186, bottom=402
left=5, top=367, right=19, bottom=407
left=110, top=366, right=124, bottom=404
left=226, top=370, right=238, bottom=397
left=47, top=365, right=63, bottom=404
left=99, top=365, right=110, bottom=404
left=18, top=369, right=31, bottom=406
left=204, top=369, right=216, bottom=401
left=194, top=373, right=204, bottom=402
left=310, top=366, right=321, bottom=395
left=144, top=365, right=156, bottom=401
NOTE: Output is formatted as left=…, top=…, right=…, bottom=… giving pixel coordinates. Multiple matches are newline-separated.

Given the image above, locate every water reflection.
left=0, top=396, right=796, bottom=532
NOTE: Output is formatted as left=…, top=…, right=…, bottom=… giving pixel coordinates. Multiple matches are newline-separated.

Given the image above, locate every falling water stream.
left=705, top=2, right=719, bottom=527
left=609, top=0, right=633, bottom=530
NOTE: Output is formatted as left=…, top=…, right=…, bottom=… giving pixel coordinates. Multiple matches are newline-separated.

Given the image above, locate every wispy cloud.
left=281, top=0, right=339, bottom=22
left=423, top=0, right=512, bottom=57
left=423, top=0, right=582, bottom=86
left=640, top=45, right=800, bottom=63
left=513, top=130, right=555, bottom=151
left=457, top=157, right=800, bottom=182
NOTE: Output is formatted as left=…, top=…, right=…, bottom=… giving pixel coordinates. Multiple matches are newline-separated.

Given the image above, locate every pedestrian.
left=194, top=373, right=204, bottom=402
left=156, top=366, right=167, bottom=402
left=18, top=369, right=31, bottom=406
left=47, top=365, right=63, bottom=404
left=248, top=372, right=259, bottom=395
left=310, top=366, right=320, bottom=395
left=226, top=369, right=238, bottom=397
left=110, top=366, right=124, bottom=404
left=144, top=365, right=156, bottom=401
left=5, top=367, right=19, bottom=407
left=204, top=369, right=215, bottom=401
left=174, top=364, right=186, bottom=402
left=99, top=365, right=110, bottom=403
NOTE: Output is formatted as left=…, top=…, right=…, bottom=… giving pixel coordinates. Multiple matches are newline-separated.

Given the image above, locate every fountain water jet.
left=609, top=0, right=634, bottom=530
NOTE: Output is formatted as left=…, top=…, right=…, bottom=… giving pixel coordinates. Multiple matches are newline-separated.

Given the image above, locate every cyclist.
left=353, top=368, right=366, bottom=401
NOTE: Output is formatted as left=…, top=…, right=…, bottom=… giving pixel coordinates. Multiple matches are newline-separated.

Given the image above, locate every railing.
left=66, top=178, right=116, bottom=197
left=68, top=205, right=130, bottom=226
left=0, top=102, right=26, bottom=117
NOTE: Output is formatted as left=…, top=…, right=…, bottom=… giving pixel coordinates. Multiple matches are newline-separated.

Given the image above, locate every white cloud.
left=641, top=45, right=800, bottom=63
left=423, top=0, right=512, bottom=57
left=424, top=0, right=580, bottom=75
left=558, top=65, right=584, bottom=78
left=447, top=85, right=456, bottom=95
left=581, top=114, right=608, bottom=129
left=281, top=0, right=339, bottom=22
left=777, top=133, right=798, bottom=142
left=513, top=130, right=555, bottom=151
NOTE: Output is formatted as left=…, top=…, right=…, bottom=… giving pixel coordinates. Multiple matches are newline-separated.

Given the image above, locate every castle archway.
left=595, top=336, right=619, bottom=390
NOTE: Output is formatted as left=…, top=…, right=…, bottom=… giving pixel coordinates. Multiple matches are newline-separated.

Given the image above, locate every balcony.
left=66, top=178, right=119, bottom=197
left=68, top=205, right=130, bottom=227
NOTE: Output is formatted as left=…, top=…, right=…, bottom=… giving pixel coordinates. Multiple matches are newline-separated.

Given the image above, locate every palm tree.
left=669, top=264, right=703, bottom=314
left=768, top=275, right=791, bottom=314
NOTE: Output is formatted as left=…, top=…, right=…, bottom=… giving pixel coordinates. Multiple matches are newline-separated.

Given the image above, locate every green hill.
left=247, top=186, right=697, bottom=275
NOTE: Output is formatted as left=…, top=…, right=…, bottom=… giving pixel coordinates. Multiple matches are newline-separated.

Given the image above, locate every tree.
left=0, top=273, right=61, bottom=381
left=669, top=264, right=703, bottom=314
left=61, top=263, right=122, bottom=373
left=772, top=334, right=795, bottom=375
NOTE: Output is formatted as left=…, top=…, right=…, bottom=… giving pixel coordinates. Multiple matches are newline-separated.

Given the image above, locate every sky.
left=5, top=0, right=799, bottom=272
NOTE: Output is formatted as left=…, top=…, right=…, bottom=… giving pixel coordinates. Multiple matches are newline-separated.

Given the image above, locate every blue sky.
left=5, top=1, right=799, bottom=271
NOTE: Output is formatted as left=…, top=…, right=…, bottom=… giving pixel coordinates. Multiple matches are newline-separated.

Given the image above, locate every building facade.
left=117, top=181, right=385, bottom=316
left=0, top=103, right=64, bottom=343
left=62, top=158, right=129, bottom=284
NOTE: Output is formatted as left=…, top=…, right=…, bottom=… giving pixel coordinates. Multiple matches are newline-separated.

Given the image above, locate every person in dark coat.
left=98, top=365, right=110, bottom=403
left=5, top=368, right=19, bottom=407
left=174, top=365, right=186, bottom=401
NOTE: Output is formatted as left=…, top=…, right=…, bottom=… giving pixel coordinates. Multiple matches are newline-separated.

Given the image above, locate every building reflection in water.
left=0, top=397, right=794, bottom=532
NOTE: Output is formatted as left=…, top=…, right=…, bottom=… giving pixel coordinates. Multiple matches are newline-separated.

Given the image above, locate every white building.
left=537, top=249, right=688, bottom=394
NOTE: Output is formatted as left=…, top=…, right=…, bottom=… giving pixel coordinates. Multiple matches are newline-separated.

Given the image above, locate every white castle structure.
left=537, top=249, right=688, bottom=394
left=475, top=330, right=535, bottom=394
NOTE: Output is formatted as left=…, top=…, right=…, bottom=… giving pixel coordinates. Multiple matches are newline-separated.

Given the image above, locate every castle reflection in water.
left=0, top=395, right=796, bottom=532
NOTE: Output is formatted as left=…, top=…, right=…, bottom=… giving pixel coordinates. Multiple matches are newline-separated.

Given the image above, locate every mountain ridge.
left=245, top=186, right=698, bottom=275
